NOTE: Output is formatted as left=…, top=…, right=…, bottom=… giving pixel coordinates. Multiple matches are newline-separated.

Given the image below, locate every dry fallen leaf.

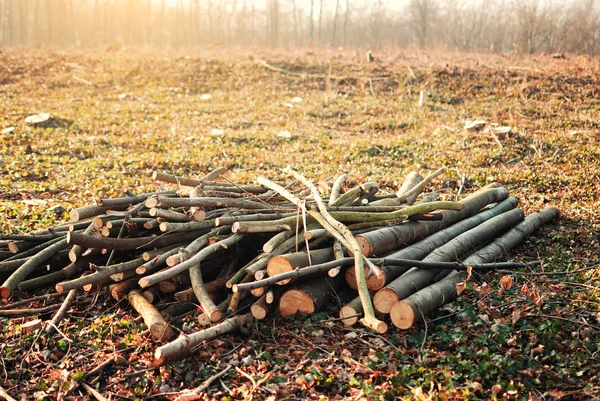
left=500, top=275, right=513, bottom=290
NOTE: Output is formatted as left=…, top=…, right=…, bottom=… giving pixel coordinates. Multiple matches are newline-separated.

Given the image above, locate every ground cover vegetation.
left=0, top=47, right=599, bottom=399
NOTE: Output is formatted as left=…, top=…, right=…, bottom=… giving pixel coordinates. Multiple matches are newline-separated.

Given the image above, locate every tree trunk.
left=390, top=207, right=559, bottom=329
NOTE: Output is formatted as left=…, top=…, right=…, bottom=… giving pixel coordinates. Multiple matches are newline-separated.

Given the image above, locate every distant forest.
left=0, top=0, right=598, bottom=56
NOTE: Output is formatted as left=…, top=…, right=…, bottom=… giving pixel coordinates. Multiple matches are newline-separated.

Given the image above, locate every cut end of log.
left=266, top=256, right=293, bottom=285
left=66, top=232, right=74, bottom=245
left=92, top=217, right=105, bottom=229
left=138, top=278, right=151, bottom=288
left=279, top=289, right=315, bottom=317
left=7, top=242, right=20, bottom=254
left=355, top=235, right=371, bottom=257
left=166, top=255, right=180, bottom=267
left=159, top=222, right=169, bottom=232
left=22, top=319, right=43, bottom=334
left=344, top=267, right=358, bottom=289
left=69, top=209, right=80, bottom=222
left=262, top=243, right=275, bottom=254
left=208, top=309, right=223, bottom=323
left=231, top=222, right=241, bottom=233
left=366, top=272, right=386, bottom=291
left=55, top=284, right=64, bottom=293
left=390, top=301, right=415, bottom=330
left=251, top=304, right=269, bottom=320
left=193, top=210, right=206, bottom=221
left=339, top=305, right=360, bottom=326
left=360, top=316, right=388, bottom=334
left=373, top=288, right=399, bottom=314
left=146, top=198, right=159, bottom=208
left=251, top=287, right=265, bottom=297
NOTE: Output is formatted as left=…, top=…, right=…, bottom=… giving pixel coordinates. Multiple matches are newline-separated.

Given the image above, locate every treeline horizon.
left=0, top=0, right=598, bottom=56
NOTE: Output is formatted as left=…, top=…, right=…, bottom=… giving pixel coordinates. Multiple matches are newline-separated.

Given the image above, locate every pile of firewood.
left=0, top=167, right=558, bottom=365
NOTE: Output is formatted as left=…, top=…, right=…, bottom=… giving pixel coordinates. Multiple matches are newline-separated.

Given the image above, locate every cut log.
left=279, top=275, right=342, bottom=317
left=22, top=319, right=43, bottom=334
left=128, top=290, right=172, bottom=341
left=154, top=313, right=253, bottom=365
left=390, top=207, right=559, bottom=329
left=70, top=205, right=129, bottom=222
left=356, top=185, right=509, bottom=256
left=345, top=196, right=520, bottom=290
left=147, top=197, right=273, bottom=211
left=266, top=248, right=334, bottom=285
left=251, top=293, right=272, bottom=320
left=373, top=207, right=524, bottom=314
left=67, top=229, right=206, bottom=251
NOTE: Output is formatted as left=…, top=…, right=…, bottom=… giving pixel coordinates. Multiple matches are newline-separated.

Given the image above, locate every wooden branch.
left=139, top=234, right=244, bottom=288
left=266, top=248, right=334, bottom=285
left=330, top=182, right=377, bottom=206
left=279, top=169, right=386, bottom=333
left=46, top=277, right=82, bottom=333
left=158, top=220, right=215, bottom=233
left=371, top=171, right=423, bottom=206
left=137, top=244, right=188, bottom=275
left=56, top=255, right=148, bottom=293
left=189, top=263, right=221, bottom=322
left=215, top=212, right=295, bottom=226
left=1, top=238, right=69, bottom=299
left=149, top=208, right=193, bottom=222
left=67, top=229, right=206, bottom=251
left=70, top=204, right=129, bottom=222
left=329, top=174, right=348, bottom=204
left=128, top=290, right=172, bottom=341
left=397, top=167, right=445, bottom=204
left=147, top=197, right=274, bottom=210
left=166, top=228, right=227, bottom=267
left=154, top=313, right=253, bottom=365
left=232, top=222, right=291, bottom=233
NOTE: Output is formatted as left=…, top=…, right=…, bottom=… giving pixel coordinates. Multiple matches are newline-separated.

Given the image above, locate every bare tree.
left=409, top=0, right=437, bottom=48
left=331, top=0, right=340, bottom=46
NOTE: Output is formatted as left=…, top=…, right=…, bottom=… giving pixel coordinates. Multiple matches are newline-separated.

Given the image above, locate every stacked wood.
left=0, top=167, right=560, bottom=365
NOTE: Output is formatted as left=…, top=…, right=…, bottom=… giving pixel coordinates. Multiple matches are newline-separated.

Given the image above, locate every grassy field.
left=0, top=47, right=599, bottom=399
